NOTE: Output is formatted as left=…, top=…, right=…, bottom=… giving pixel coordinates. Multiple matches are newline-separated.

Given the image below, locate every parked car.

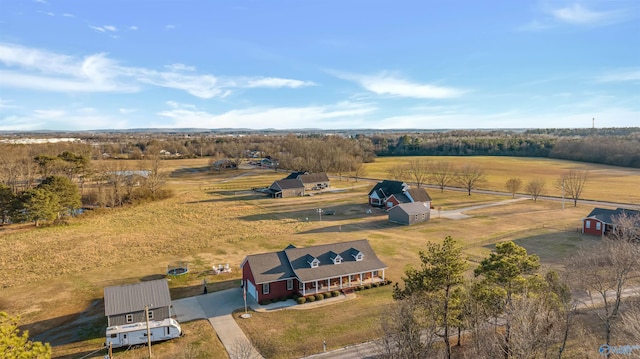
left=324, top=210, right=336, bottom=215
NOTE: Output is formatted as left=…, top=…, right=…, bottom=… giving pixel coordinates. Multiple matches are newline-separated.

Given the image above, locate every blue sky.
left=0, top=0, right=638, bottom=131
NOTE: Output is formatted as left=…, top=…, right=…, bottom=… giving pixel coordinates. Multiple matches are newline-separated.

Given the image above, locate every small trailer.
left=106, top=318, right=182, bottom=348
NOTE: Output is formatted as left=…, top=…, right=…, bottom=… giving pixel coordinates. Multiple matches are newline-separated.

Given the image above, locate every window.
left=262, top=283, right=270, bottom=295
left=287, top=279, right=293, bottom=291
left=596, top=222, right=601, bottom=230
left=125, top=314, right=133, bottom=323
left=299, top=281, right=304, bottom=290
left=148, top=310, right=154, bottom=320
left=356, top=253, right=363, bottom=261
left=110, top=334, right=117, bottom=338
left=334, top=258, right=342, bottom=264
left=414, top=215, right=418, bottom=220
left=311, top=259, right=319, bottom=268
left=586, top=221, right=591, bottom=229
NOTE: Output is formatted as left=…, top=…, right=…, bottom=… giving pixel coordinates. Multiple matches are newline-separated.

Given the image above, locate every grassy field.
left=0, top=156, right=637, bottom=358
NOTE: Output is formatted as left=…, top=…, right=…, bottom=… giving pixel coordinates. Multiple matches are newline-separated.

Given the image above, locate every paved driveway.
left=173, top=288, right=263, bottom=359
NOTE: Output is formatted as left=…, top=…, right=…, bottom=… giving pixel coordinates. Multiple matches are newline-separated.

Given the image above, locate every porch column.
left=382, top=269, right=385, bottom=281
left=327, top=279, right=330, bottom=290
left=302, top=283, right=305, bottom=297
left=340, top=276, right=343, bottom=289
left=315, top=280, right=318, bottom=294
left=371, top=271, right=375, bottom=281
left=348, top=276, right=351, bottom=287
left=359, top=273, right=363, bottom=285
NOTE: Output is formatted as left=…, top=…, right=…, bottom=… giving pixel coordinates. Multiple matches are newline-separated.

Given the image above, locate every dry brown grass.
left=0, top=157, right=636, bottom=357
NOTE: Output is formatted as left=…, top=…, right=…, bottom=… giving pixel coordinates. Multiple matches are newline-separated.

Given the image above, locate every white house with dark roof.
left=241, top=239, right=387, bottom=303
left=368, top=180, right=432, bottom=210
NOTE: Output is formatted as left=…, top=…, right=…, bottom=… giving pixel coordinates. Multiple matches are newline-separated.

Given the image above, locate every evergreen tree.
left=0, top=311, right=51, bottom=358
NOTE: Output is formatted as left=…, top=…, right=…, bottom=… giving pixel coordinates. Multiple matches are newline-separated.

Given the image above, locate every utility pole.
left=317, top=208, right=323, bottom=221
left=145, top=305, right=153, bottom=358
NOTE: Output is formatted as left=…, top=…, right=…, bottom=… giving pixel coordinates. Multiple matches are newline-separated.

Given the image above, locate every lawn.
left=0, top=156, right=636, bottom=357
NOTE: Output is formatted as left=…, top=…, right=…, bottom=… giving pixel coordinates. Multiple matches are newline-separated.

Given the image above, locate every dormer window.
left=307, top=254, right=320, bottom=268
left=349, top=248, right=364, bottom=261
left=329, top=251, right=343, bottom=265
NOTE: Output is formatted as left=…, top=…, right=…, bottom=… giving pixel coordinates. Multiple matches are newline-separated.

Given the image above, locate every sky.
left=0, top=0, right=638, bottom=131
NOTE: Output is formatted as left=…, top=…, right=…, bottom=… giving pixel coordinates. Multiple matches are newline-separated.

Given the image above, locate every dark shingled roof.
left=299, top=173, right=330, bottom=184
left=104, top=279, right=172, bottom=316
left=368, top=180, right=408, bottom=197
left=243, top=251, right=296, bottom=284
left=284, top=239, right=387, bottom=283
left=285, top=171, right=307, bottom=180
left=272, top=178, right=304, bottom=190
left=391, top=192, right=411, bottom=204
left=407, top=188, right=432, bottom=203
left=585, top=207, right=640, bottom=224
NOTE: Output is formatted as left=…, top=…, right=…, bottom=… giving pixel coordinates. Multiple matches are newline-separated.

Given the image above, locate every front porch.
left=298, top=269, right=386, bottom=297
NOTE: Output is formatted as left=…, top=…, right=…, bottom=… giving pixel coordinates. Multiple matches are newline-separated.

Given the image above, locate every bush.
left=323, top=292, right=331, bottom=299
left=372, top=282, right=380, bottom=288
left=331, top=291, right=340, bottom=297
left=296, top=297, right=306, bottom=304
left=279, top=296, right=288, bottom=302
left=306, top=295, right=316, bottom=302
left=315, top=293, right=324, bottom=301
left=259, top=300, right=269, bottom=305
left=364, top=284, right=371, bottom=290
left=385, top=279, right=392, bottom=285
left=293, top=295, right=300, bottom=301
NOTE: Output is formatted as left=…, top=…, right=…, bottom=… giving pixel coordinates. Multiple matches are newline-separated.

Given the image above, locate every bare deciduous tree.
left=386, top=164, right=407, bottom=182
left=430, top=161, right=456, bottom=193
left=350, top=156, right=366, bottom=182
left=378, top=296, right=441, bottom=359
left=455, top=164, right=486, bottom=196
left=566, top=239, right=640, bottom=351
left=560, top=169, right=588, bottom=207
left=608, top=212, right=640, bottom=242
left=505, top=178, right=522, bottom=199
left=525, top=178, right=545, bottom=202
left=406, top=159, right=431, bottom=188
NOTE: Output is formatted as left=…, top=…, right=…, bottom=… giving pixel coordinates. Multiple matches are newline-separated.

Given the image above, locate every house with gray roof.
left=104, top=279, right=173, bottom=327
left=268, top=178, right=305, bottom=198
left=284, top=172, right=330, bottom=190
left=582, top=207, right=640, bottom=237
left=388, top=202, right=431, bottom=225
left=241, top=239, right=387, bottom=303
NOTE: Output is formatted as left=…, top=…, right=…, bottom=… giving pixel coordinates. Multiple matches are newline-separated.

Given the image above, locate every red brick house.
left=582, top=207, right=640, bottom=236
left=241, top=239, right=387, bottom=303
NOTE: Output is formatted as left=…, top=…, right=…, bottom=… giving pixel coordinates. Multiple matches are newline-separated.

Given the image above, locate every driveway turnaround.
left=173, top=288, right=263, bottom=359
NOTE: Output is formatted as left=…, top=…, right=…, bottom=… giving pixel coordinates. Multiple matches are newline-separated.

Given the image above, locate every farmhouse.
left=368, top=180, right=432, bottom=210
left=104, top=279, right=174, bottom=327
left=268, top=179, right=305, bottom=198
left=241, top=239, right=387, bottom=303
left=582, top=207, right=640, bottom=236
left=388, top=202, right=431, bottom=225
left=285, top=171, right=330, bottom=190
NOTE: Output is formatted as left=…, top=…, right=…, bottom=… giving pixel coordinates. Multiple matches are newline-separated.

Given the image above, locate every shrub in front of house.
left=372, top=282, right=380, bottom=288
left=322, top=292, right=331, bottom=299
left=297, top=297, right=306, bottom=304
left=331, top=291, right=340, bottom=297
left=306, top=295, right=316, bottom=302
left=259, top=300, right=269, bottom=305
left=315, top=293, right=324, bottom=301
left=358, top=285, right=365, bottom=291
left=279, top=296, right=288, bottom=302
left=385, top=279, right=392, bottom=285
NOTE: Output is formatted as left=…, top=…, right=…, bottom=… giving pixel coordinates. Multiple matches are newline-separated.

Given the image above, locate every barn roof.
left=585, top=207, right=640, bottom=224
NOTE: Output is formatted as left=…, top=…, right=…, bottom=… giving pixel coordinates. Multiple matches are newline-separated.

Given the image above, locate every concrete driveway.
left=173, top=288, right=263, bottom=359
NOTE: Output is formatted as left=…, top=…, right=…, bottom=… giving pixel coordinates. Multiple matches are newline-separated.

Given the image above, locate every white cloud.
left=129, top=26, right=138, bottom=31
left=63, top=13, right=74, bottom=18
left=0, top=43, right=314, bottom=98
left=552, top=4, right=605, bottom=24
left=333, top=71, right=465, bottom=99
left=166, top=25, right=176, bottom=30
left=517, top=19, right=554, bottom=31
left=34, top=0, right=47, bottom=3
left=33, top=109, right=65, bottom=119
left=0, top=108, right=130, bottom=131
left=119, top=108, right=136, bottom=115
left=90, top=25, right=117, bottom=33
left=165, top=63, right=196, bottom=72
left=597, top=68, right=640, bottom=82
left=0, top=98, right=15, bottom=108
left=103, top=25, right=117, bottom=32
left=156, top=101, right=377, bottom=128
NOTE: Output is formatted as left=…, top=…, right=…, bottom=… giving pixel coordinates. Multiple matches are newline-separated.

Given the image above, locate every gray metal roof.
left=104, top=279, right=172, bottom=316
left=284, top=239, right=387, bottom=283
left=272, top=179, right=305, bottom=190
left=243, top=251, right=296, bottom=284
left=389, top=202, right=431, bottom=215
left=299, top=173, right=330, bottom=184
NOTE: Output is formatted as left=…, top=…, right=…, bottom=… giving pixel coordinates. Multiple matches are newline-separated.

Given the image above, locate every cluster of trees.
left=383, top=218, right=640, bottom=358
left=0, top=312, right=51, bottom=358
left=0, top=144, right=171, bottom=227
left=370, top=128, right=640, bottom=168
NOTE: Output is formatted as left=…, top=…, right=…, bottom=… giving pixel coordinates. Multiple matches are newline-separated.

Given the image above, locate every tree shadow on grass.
left=238, top=203, right=385, bottom=222
left=297, top=220, right=396, bottom=234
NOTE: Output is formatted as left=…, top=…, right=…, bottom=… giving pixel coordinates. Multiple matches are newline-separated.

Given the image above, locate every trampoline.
left=167, top=261, right=189, bottom=276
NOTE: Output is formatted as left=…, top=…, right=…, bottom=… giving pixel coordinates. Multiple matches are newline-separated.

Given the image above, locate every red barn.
left=582, top=207, right=640, bottom=236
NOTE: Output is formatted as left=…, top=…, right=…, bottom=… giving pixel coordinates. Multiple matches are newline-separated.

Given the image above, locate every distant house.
left=368, top=180, right=432, bottom=210
left=285, top=172, right=330, bottom=190
left=388, top=202, right=431, bottom=225
left=582, top=207, right=640, bottom=236
left=104, top=279, right=174, bottom=327
left=260, top=156, right=279, bottom=168
left=268, top=179, right=305, bottom=198
left=241, top=239, right=387, bottom=303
